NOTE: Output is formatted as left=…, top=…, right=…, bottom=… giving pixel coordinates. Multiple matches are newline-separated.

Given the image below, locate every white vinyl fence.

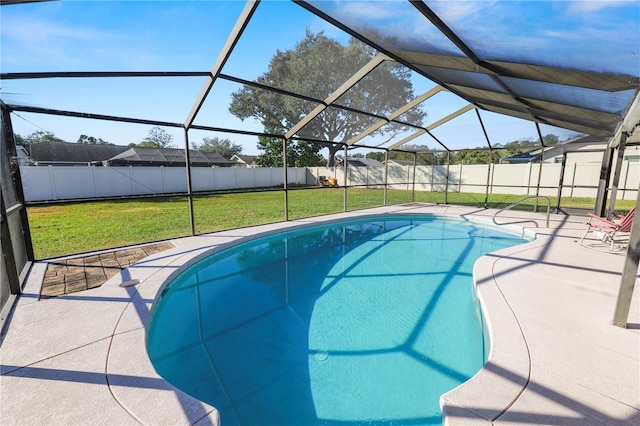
left=21, top=162, right=640, bottom=202
left=21, top=166, right=310, bottom=202
left=311, top=162, right=640, bottom=200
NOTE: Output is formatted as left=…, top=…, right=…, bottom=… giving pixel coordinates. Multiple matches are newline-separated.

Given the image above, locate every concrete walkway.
left=1, top=205, right=638, bottom=425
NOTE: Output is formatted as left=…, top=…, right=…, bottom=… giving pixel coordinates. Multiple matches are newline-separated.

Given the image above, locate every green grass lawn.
left=27, top=188, right=633, bottom=259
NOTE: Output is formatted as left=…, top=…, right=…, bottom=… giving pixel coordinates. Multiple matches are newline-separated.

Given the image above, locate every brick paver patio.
left=41, top=242, right=174, bottom=297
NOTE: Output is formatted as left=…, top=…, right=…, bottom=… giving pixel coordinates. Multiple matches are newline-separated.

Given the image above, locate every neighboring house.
left=337, top=157, right=384, bottom=167
left=230, top=154, right=257, bottom=168
left=27, top=141, right=235, bottom=167
left=500, top=135, right=626, bottom=164
left=500, top=151, right=538, bottom=164
left=103, top=147, right=235, bottom=167
left=386, top=159, right=417, bottom=167
left=15, top=146, right=30, bottom=166
left=535, top=135, right=609, bottom=164
left=29, top=141, right=129, bottom=166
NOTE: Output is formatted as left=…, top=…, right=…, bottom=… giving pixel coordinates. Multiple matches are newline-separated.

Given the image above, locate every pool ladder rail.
left=492, top=196, right=550, bottom=228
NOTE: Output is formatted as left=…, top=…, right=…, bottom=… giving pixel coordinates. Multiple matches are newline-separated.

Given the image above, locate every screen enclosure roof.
left=1, top=0, right=639, bottom=153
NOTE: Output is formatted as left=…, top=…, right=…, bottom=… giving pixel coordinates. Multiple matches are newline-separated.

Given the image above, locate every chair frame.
left=579, top=206, right=635, bottom=251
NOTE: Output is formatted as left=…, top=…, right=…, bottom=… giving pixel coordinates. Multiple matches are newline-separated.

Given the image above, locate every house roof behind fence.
left=104, top=147, right=235, bottom=167
left=30, top=142, right=130, bottom=164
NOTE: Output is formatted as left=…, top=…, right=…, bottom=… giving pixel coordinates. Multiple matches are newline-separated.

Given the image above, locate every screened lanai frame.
left=2, top=0, right=640, bottom=323
left=2, top=0, right=639, bottom=229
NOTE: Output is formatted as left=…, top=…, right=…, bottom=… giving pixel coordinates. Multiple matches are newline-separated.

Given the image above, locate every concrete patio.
left=1, top=204, right=638, bottom=425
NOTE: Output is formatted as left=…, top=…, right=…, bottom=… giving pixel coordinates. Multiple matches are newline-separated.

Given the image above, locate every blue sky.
left=1, top=0, right=638, bottom=155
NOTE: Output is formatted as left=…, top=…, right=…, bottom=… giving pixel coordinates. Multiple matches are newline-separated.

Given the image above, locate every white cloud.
left=428, top=0, right=500, bottom=25
left=566, top=0, right=633, bottom=13
left=2, top=15, right=119, bottom=44
left=336, top=1, right=397, bottom=21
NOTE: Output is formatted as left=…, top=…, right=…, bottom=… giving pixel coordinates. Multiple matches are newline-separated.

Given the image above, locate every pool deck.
left=1, top=204, right=638, bottom=425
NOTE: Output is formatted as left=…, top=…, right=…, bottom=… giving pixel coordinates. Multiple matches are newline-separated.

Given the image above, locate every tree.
left=454, top=134, right=560, bottom=164
left=15, top=131, right=65, bottom=151
left=191, top=136, right=242, bottom=159
left=131, top=127, right=174, bottom=148
left=14, top=133, right=28, bottom=149
left=229, top=30, right=425, bottom=167
left=253, top=135, right=325, bottom=167
left=366, top=151, right=385, bottom=163
left=453, top=149, right=500, bottom=165
left=366, top=144, right=446, bottom=165
left=77, top=134, right=112, bottom=145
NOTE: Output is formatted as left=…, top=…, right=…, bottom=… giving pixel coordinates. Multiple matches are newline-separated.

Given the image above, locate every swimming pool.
left=146, top=215, right=528, bottom=425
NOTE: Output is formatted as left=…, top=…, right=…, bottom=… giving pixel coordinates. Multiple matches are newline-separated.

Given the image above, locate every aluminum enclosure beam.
left=183, top=129, right=196, bottom=235
left=476, top=109, right=494, bottom=208
left=409, top=0, right=547, bottom=125
left=343, top=145, right=348, bottom=211
left=1, top=71, right=210, bottom=80
left=6, top=104, right=183, bottom=128
left=595, top=147, right=615, bottom=217
left=284, top=53, right=389, bottom=140
left=346, top=86, right=444, bottom=146
left=607, top=133, right=628, bottom=214
left=1, top=102, right=34, bottom=260
left=387, top=104, right=474, bottom=151
left=534, top=122, right=546, bottom=212
left=184, top=0, right=259, bottom=129
left=614, top=174, right=640, bottom=327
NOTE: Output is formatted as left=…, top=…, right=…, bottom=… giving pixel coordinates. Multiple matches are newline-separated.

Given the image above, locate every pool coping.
left=1, top=204, right=638, bottom=425
left=439, top=223, right=546, bottom=424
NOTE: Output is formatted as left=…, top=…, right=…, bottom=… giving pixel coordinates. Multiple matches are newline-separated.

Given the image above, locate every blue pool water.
left=146, top=215, right=527, bottom=425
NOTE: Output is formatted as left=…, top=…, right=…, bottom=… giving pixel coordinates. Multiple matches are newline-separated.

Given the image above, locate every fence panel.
left=94, top=167, right=133, bottom=197
left=571, top=163, right=600, bottom=198
left=20, top=163, right=640, bottom=203
left=191, top=167, right=215, bottom=192
left=539, top=164, right=562, bottom=196
left=161, top=167, right=189, bottom=193
left=129, top=167, right=165, bottom=195
left=21, top=166, right=55, bottom=201
left=53, top=166, right=97, bottom=199
left=622, top=163, right=640, bottom=200
left=459, top=165, right=487, bottom=192
left=490, top=164, right=530, bottom=195
left=386, top=165, right=410, bottom=187
left=22, top=166, right=312, bottom=201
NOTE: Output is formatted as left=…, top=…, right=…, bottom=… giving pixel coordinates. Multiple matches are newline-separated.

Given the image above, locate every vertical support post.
left=0, top=190, right=21, bottom=294
left=570, top=162, right=577, bottom=197
left=444, top=151, right=451, bottom=204
left=555, top=151, right=567, bottom=214
left=622, top=159, right=630, bottom=201
left=430, top=164, right=435, bottom=192
left=343, top=145, right=348, bottom=212
left=476, top=109, right=494, bottom=209
left=1, top=102, right=34, bottom=260
left=613, top=170, right=640, bottom=328
left=595, top=146, right=615, bottom=217
left=183, top=128, right=196, bottom=235
left=484, top=150, right=492, bottom=209
left=607, top=133, right=628, bottom=214
left=412, top=152, right=417, bottom=202
left=383, top=150, right=389, bottom=206
left=534, top=123, right=546, bottom=213
left=283, top=138, right=289, bottom=221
